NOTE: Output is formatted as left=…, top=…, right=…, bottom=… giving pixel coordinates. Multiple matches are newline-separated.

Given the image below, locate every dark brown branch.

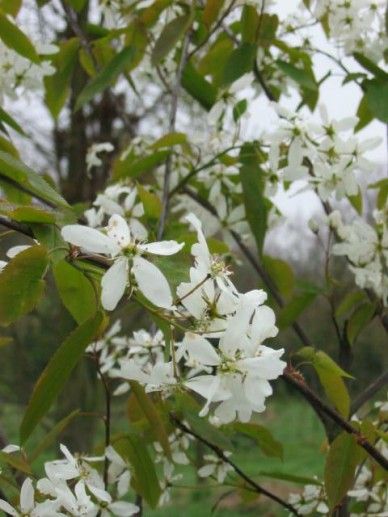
left=284, top=367, right=388, bottom=471
left=350, top=370, right=388, bottom=416
left=170, top=415, right=300, bottom=516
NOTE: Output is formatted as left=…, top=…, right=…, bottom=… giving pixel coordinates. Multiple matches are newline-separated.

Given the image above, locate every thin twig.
left=170, top=415, right=301, bottom=516
left=284, top=367, right=388, bottom=471
left=350, top=371, right=388, bottom=416
left=157, top=33, right=191, bottom=239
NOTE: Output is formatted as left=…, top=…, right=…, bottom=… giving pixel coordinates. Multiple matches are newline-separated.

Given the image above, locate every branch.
left=284, top=367, right=388, bottom=471
left=157, top=32, right=191, bottom=239
left=170, top=415, right=300, bottom=516
left=350, top=370, right=388, bottom=416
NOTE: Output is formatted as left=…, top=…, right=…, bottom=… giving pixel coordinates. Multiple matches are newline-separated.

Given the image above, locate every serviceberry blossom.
left=198, top=453, right=234, bottom=483
left=85, top=183, right=148, bottom=240
left=183, top=290, right=286, bottom=423
left=288, top=483, right=329, bottom=515
left=330, top=209, right=388, bottom=304
left=0, top=478, right=60, bottom=517
left=61, top=214, right=184, bottom=310
left=86, top=142, right=114, bottom=172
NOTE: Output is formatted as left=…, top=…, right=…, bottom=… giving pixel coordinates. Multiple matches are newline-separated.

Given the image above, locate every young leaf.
left=278, top=291, right=317, bottom=330
left=203, top=0, right=225, bottom=28
left=20, top=311, right=104, bottom=444
left=0, top=106, right=25, bottom=135
left=0, top=246, right=48, bottom=326
left=113, top=150, right=170, bottom=180
left=0, top=451, right=31, bottom=476
left=346, top=301, right=376, bottom=345
left=223, top=43, right=256, bottom=85
left=234, top=422, right=283, bottom=459
left=0, top=0, right=22, bottom=16
left=335, top=290, right=367, bottom=318
left=324, top=432, right=361, bottom=510
left=364, top=78, right=388, bottom=123
left=75, top=46, right=136, bottom=110
left=263, top=255, right=294, bottom=299
left=182, top=62, right=217, bottom=110
left=44, top=38, right=80, bottom=119
left=151, top=10, right=192, bottom=65
left=128, top=381, right=171, bottom=459
left=276, top=59, right=317, bottom=91
left=115, top=434, right=161, bottom=508
left=239, top=143, right=268, bottom=256
left=0, top=151, right=69, bottom=208
left=53, top=260, right=98, bottom=324
left=29, top=410, right=80, bottom=462
left=0, top=12, right=40, bottom=63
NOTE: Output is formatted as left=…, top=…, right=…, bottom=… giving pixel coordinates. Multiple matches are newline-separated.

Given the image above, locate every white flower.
left=105, top=446, right=131, bottom=497
left=288, top=483, right=329, bottom=516
left=61, top=214, right=184, bottom=310
left=198, top=453, right=233, bottom=483
left=0, top=478, right=61, bottom=517
left=86, top=142, right=114, bottom=171
left=184, top=290, right=286, bottom=423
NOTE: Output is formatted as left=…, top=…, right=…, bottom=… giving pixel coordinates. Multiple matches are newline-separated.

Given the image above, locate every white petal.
left=6, top=245, right=31, bottom=258
left=250, top=306, right=278, bottom=344
left=107, top=214, right=131, bottom=248
left=61, top=225, right=120, bottom=256
left=132, top=256, right=173, bottom=308
left=138, top=240, right=184, bottom=256
left=101, top=258, right=129, bottom=311
left=20, top=478, right=34, bottom=513
left=182, top=333, right=220, bottom=366
left=0, top=500, right=17, bottom=516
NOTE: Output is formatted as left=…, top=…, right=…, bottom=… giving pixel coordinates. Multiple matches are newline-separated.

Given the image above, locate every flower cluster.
left=264, top=104, right=379, bottom=201
left=0, top=445, right=138, bottom=516
left=329, top=207, right=388, bottom=305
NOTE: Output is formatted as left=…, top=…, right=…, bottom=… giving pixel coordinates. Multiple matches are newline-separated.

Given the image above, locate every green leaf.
left=67, top=0, right=87, bottom=11
left=53, top=260, right=97, bottom=324
left=151, top=132, right=189, bottom=151
left=0, top=0, right=22, bottom=16
left=297, top=347, right=352, bottom=416
left=348, top=187, right=363, bottom=215
left=182, top=62, right=217, bottom=110
left=241, top=5, right=260, bottom=44
left=0, top=151, right=69, bottom=208
left=368, top=178, right=388, bottom=209
left=115, top=434, right=161, bottom=508
left=239, top=143, right=268, bottom=256
left=151, top=10, right=192, bottom=65
left=324, top=432, right=361, bottom=510
left=20, top=311, right=104, bottom=444
left=234, top=422, right=283, bottom=459
left=318, top=370, right=350, bottom=418
left=364, top=78, right=388, bottom=123
left=128, top=381, right=171, bottom=459
left=44, top=38, right=80, bottom=119
left=31, top=224, right=68, bottom=264
left=0, top=203, right=56, bottom=223
left=335, top=290, right=367, bottom=318
left=137, top=184, right=162, bottom=219
left=0, top=246, right=48, bottom=326
left=113, top=150, right=169, bottom=180
left=258, top=471, right=321, bottom=486
left=276, top=59, right=317, bottom=91
left=203, top=0, right=225, bottom=28
left=262, top=255, right=294, bottom=299
left=223, top=43, right=256, bottom=85
left=0, top=451, right=31, bottom=475
left=29, top=410, right=80, bottom=462
left=355, top=94, right=373, bottom=131
left=346, top=301, right=376, bottom=345
left=0, top=12, right=40, bottom=63
left=0, top=106, right=25, bottom=135
left=353, top=53, right=388, bottom=80
left=75, top=46, right=136, bottom=110
left=277, top=291, right=317, bottom=330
